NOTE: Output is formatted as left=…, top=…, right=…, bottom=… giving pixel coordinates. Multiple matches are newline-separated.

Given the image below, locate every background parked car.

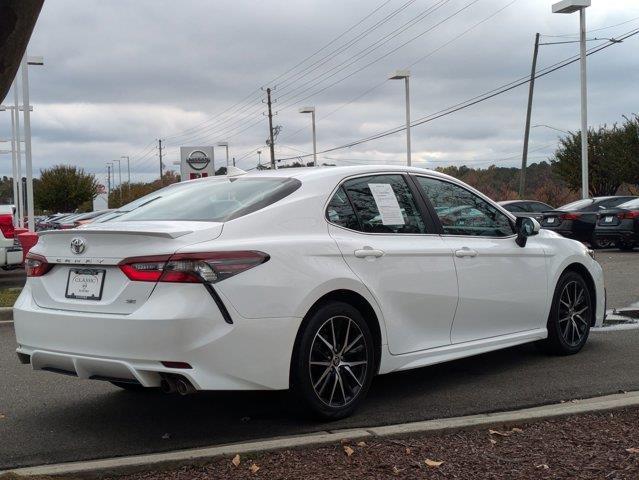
left=594, top=197, right=639, bottom=250
left=498, top=200, right=553, bottom=222
left=541, top=196, right=638, bottom=247
left=36, top=213, right=72, bottom=231
left=0, top=205, right=23, bottom=269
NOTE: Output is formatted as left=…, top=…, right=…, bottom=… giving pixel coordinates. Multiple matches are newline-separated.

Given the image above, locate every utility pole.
left=107, top=165, right=111, bottom=198
left=13, top=81, right=24, bottom=227
left=520, top=32, right=540, bottom=199
left=266, top=88, right=276, bottom=169
left=158, top=139, right=164, bottom=184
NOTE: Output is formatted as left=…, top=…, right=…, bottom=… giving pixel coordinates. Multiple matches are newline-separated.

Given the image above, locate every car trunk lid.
left=30, top=221, right=223, bottom=314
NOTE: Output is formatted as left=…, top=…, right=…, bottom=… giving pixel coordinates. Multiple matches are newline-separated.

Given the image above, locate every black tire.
left=589, top=235, right=613, bottom=249
left=291, top=301, right=376, bottom=420
left=539, top=271, right=593, bottom=355
left=110, top=381, right=155, bottom=392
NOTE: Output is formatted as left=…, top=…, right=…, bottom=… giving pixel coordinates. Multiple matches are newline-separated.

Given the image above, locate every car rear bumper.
left=594, top=229, right=638, bottom=244
left=13, top=282, right=302, bottom=390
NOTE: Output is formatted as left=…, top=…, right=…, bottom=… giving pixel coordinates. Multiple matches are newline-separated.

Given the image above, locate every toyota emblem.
left=70, top=237, right=87, bottom=255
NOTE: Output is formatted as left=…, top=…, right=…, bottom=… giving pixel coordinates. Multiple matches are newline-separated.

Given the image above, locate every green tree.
left=551, top=115, right=639, bottom=196
left=35, top=165, right=99, bottom=213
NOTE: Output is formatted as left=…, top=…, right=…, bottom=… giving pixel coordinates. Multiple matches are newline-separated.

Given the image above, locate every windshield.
left=619, top=198, right=639, bottom=210
left=116, top=177, right=301, bottom=222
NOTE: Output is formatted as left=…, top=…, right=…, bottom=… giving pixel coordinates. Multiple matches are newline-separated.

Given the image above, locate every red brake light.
left=25, top=254, right=52, bottom=277
left=119, top=251, right=269, bottom=284
left=618, top=210, right=639, bottom=220
left=560, top=213, right=582, bottom=221
left=0, top=214, right=15, bottom=239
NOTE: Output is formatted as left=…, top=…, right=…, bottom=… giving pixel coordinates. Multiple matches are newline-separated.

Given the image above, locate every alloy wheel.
left=308, top=316, right=368, bottom=407
left=558, top=280, right=590, bottom=347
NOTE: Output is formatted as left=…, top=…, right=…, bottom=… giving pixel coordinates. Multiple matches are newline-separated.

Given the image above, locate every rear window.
left=619, top=198, right=639, bottom=209
left=116, top=177, right=301, bottom=222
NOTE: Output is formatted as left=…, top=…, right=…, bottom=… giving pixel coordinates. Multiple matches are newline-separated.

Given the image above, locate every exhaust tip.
left=175, top=378, right=196, bottom=396
left=160, top=377, right=177, bottom=394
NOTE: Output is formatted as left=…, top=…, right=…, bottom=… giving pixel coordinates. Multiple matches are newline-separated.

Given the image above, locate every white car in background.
left=14, top=166, right=605, bottom=419
left=0, top=205, right=23, bottom=269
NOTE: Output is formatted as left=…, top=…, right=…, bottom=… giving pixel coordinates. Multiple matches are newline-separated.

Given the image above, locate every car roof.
left=498, top=200, right=544, bottom=205
left=186, top=165, right=453, bottom=185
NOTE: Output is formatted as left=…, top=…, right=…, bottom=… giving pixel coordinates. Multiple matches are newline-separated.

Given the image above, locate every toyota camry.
left=14, top=166, right=605, bottom=419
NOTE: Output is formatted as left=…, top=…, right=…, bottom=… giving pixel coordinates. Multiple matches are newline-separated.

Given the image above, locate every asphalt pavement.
left=0, top=251, right=637, bottom=470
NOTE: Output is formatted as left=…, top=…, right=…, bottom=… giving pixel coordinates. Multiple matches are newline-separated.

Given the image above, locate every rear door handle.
left=354, top=248, right=385, bottom=258
left=454, top=248, right=478, bottom=258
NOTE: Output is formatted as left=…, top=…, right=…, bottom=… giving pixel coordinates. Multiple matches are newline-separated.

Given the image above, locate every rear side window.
left=326, top=187, right=359, bottom=230
left=330, top=174, right=427, bottom=234
left=527, top=202, right=552, bottom=212
left=503, top=203, right=525, bottom=212
left=117, top=177, right=301, bottom=222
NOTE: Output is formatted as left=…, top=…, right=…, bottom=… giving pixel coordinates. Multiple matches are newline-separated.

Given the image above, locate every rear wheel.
left=539, top=271, right=593, bottom=355
left=291, top=301, right=375, bottom=420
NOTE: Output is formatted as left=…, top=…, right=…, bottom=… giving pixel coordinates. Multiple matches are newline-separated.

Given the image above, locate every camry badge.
left=70, top=237, right=87, bottom=255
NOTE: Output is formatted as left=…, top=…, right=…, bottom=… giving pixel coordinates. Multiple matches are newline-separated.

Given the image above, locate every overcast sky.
left=1, top=0, right=638, bottom=187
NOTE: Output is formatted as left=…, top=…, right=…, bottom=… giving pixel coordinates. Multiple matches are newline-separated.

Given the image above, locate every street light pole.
left=552, top=0, right=590, bottom=199
left=299, top=107, right=317, bottom=167
left=389, top=70, right=412, bottom=166
left=7, top=104, right=19, bottom=221
left=217, top=142, right=229, bottom=168
left=121, top=155, right=130, bottom=201
left=520, top=33, right=540, bottom=199
left=113, top=159, right=122, bottom=205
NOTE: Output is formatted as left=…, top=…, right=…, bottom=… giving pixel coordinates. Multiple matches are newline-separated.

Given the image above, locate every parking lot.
left=0, top=250, right=637, bottom=470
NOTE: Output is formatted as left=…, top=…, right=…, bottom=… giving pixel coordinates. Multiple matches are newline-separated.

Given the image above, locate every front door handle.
left=454, top=248, right=478, bottom=258
left=354, top=248, right=385, bottom=258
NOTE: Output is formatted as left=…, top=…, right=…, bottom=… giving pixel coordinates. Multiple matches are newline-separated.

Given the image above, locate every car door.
left=413, top=175, right=548, bottom=344
left=327, top=173, right=458, bottom=355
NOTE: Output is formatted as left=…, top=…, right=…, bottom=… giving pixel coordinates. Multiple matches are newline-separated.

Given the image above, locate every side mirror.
left=515, top=217, right=540, bottom=248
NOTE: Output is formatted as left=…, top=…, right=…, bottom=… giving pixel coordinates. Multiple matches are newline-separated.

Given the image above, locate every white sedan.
left=14, top=166, right=605, bottom=419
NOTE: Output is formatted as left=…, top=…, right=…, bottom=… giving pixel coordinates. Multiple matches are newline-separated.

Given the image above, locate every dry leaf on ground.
left=489, top=429, right=511, bottom=437
left=425, top=459, right=444, bottom=467
left=344, top=445, right=355, bottom=457
left=626, top=447, right=639, bottom=454
left=231, top=454, right=241, bottom=467
left=249, top=463, right=260, bottom=473
left=357, top=441, right=367, bottom=447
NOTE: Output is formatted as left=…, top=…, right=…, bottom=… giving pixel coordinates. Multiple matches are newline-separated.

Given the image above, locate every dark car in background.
left=541, top=196, right=638, bottom=247
left=594, top=198, right=639, bottom=250
left=498, top=200, right=553, bottom=222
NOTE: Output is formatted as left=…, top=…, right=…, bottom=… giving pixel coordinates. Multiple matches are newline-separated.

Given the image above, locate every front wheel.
left=539, top=271, right=593, bottom=355
left=291, top=301, right=375, bottom=420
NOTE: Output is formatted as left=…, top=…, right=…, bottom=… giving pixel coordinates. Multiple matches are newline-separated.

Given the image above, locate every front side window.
left=328, top=174, right=427, bottom=234
left=117, top=177, right=301, bottom=222
left=416, top=177, right=514, bottom=237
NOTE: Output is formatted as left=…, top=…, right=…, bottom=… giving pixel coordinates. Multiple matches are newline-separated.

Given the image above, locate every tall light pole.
left=121, top=155, right=130, bottom=201
left=105, top=162, right=113, bottom=205
left=1, top=103, right=20, bottom=224
left=217, top=142, right=229, bottom=167
left=113, top=159, right=122, bottom=205
left=389, top=70, right=412, bottom=166
left=552, top=0, right=590, bottom=199
left=299, top=106, right=317, bottom=167
left=257, top=150, right=262, bottom=167
left=21, top=54, right=44, bottom=231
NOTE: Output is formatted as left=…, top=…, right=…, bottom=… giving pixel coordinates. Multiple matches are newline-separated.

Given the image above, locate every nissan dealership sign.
left=180, top=146, right=215, bottom=179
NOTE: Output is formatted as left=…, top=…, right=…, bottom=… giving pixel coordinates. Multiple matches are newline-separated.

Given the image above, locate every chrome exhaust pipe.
left=160, top=376, right=177, bottom=394
left=175, top=377, right=196, bottom=396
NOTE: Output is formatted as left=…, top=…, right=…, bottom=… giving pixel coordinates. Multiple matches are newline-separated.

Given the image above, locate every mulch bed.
left=108, top=408, right=639, bottom=480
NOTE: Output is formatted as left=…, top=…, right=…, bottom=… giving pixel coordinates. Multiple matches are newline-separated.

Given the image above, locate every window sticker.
left=368, top=183, right=405, bottom=225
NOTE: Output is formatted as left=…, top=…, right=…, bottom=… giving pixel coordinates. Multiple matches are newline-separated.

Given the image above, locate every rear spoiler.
left=38, top=229, right=193, bottom=239
left=0, top=0, right=44, bottom=102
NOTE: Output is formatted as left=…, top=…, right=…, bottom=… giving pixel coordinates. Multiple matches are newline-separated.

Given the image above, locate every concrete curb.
left=4, top=390, right=639, bottom=478
left=0, top=307, right=13, bottom=321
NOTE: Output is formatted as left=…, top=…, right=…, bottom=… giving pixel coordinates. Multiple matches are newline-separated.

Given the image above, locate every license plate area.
left=604, top=216, right=614, bottom=223
left=546, top=217, right=556, bottom=224
left=65, top=268, right=106, bottom=301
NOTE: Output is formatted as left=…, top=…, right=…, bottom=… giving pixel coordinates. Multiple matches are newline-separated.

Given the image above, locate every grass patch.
left=0, top=288, right=22, bottom=307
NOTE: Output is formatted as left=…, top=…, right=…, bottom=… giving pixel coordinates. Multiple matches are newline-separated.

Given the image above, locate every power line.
left=276, top=28, right=639, bottom=162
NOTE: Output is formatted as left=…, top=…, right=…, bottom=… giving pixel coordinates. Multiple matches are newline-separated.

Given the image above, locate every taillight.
left=618, top=210, right=639, bottom=220
left=119, top=251, right=269, bottom=284
left=25, top=254, right=52, bottom=277
left=0, top=214, right=15, bottom=239
left=560, top=213, right=582, bottom=221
